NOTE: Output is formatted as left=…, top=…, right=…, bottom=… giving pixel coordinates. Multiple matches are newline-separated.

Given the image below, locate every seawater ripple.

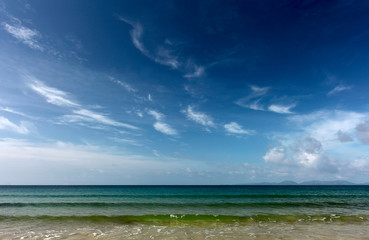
left=0, top=201, right=365, bottom=208
left=1, top=185, right=369, bottom=222
left=0, top=214, right=368, bottom=224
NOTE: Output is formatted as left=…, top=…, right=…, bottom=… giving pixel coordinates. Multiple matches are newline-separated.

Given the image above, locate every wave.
left=1, top=193, right=367, bottom=199
left=0, top=201, right=365, bottom=208
left=0, top=214, right=368, bottom=224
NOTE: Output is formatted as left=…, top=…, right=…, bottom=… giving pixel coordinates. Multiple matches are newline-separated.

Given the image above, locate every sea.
left=0, top=185, right=368, bottom=239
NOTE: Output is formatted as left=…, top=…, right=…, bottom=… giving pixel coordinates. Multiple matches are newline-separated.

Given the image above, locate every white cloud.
left=263, top=147, right=288, bottom=164
left=182, top=105, right=214, bottom=127
left=235, top=85, right=269, bottom=110
left=153, top=122, right=177, bottom=136
left=2, top=22, right=43, bottom=51
left=288, top=110, right=367, bottom=147
left=67, top=109, right=138, bottom=130
left=0, top=107, right=28, bottom=118
left=119, top=17, right=146, bottom=54
left=263, top=110, right=369, bottom=181
left=147, top=110, right=177, bottom=136
left=155, top=46, right=180, bottom=69
left=224, top=122, right=253, bottom=135
left=119, top=17, right=180, bottom=69
left=250, top=85, right=269, bottom=96
left=27, top=76, right=138, bottom=130
left=28, top=78, right=79, bottom=107
left=184, top=65, right=205, bottom=79
left=110, top=77, right=136, bottom=92
left=268, top=104, right=296, bottom=114
left=356, top=120, right=369, bottom=144
left=0, top=116, right=30, bottom=134
left=147, top=110, right=163, bottom=121
left=247, top=99, right=265, bottom=111
left=236, top=85, right=297, bottom=114
left=328, top=85, right=352, bottom=96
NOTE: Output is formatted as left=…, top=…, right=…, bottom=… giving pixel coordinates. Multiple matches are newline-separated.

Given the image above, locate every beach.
left=0, top=185, right=368, bottom=239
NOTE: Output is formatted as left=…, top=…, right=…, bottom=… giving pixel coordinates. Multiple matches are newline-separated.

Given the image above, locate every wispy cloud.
left=236, top=85, right=269, bottom=111
left=148, top=109, right=177, bottom=136
left=224, top=122, right=253, bottom=135
left=109, top=137, right=142, bottom=146
left=153, top=122, right=178, bottom=136
left=119, top=16, right=205, bottom=78
left=268, top=104, right=296, bottom=114
left=27, top=76, right=138, bottom=130
left=0, top=116, right=30, bottom=134
left=236, top=85, right=297, bottom=114
left=328, top=85, right=352, bottom=96
left=109, top=77, right=136, bottom=93
left=0, top=107, right=29, bottom=118
left=71, top=109, right=138, bottom=130
left=182, top=105, right=215, bottom=128
left=147, top=110, right=163, bottom=121
left=2, top=22, right=43, bottom=51
left=119, top=17, right=179, bottom=69
left=28, top=78, right=79, bottom=107
left=184, top=65, right=205, bottom=79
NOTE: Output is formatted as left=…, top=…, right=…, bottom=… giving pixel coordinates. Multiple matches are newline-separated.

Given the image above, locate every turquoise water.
left=1, top=185, right=369, bottom=239
left=1, top=185, right=369, bottom=221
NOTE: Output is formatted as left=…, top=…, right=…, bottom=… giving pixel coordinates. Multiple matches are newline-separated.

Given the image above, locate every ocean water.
left=0, top=185, right=368, bottom=239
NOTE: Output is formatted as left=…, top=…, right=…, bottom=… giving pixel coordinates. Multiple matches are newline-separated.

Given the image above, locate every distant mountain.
left=277, top=181, right=298, bottom=185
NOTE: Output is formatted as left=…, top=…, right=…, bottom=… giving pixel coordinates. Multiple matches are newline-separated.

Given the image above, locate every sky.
left=1, top=0, right=369, bottom=184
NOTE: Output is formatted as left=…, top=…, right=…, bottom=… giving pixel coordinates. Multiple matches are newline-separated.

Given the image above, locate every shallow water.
left=1, top=185, right=368, bottom=239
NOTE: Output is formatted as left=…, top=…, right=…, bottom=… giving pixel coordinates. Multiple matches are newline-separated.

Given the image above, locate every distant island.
left=240, top=180, right=369, bottom=185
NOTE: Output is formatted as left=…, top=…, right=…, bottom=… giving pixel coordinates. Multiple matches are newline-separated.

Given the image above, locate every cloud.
left=27, top=76, right=138, bottom=130
left=2, top=22, right=43, bottom=51
left=263, top=110, right=369, bottom=181
left=0, top=116, right=30, bottom=134
left=336, top=130, right=353, bottom=143
left=147, top=110, right=163, bottom=121
left=182, top=105, right=214, bottom=127
left=263, top=147, right=288, bottom=164
left=71, top=109, right=138, bottom=130
left=153, top=122, right=178, bottom=136
left=288, top=110, right=367, bottom=147
left=236, top=85, right=297, bottom=114
left=184, top=65, right=205, bottom=79
left=28, top=78, right=79, bottom=107
left=263, top=137, right=332, bottom=170
left=119, top=17, right=207, bottom=79
left=110, top=77, right=136, bottom=92
left=247, top=99, right=265, bottom=111
left=224, top=122, right=253, bottom=135
left=148, top=109, right=177, bottom=136
left=356, top=120, right=369, bottom=144
left=0, top=107, right=29, bottom=118
left=118, top=17, right=146, bottom=53
left=328, top=85, right=352, bottom=96
left=119, top=17, right=179, bottom=69
left=268, top=104, right=296, bottom=114
left=235, top=85, right=269, bottom=111
left=0, top=138, right=179, bottom=184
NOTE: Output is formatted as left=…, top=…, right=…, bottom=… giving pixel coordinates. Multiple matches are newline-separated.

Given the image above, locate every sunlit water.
left=1, top=185, right=368, bottom=239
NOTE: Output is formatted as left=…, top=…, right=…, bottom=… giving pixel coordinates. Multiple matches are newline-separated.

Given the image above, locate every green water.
left=1, top=185, right=369, bottom=223
left=1, top=186, right=369, bottom=239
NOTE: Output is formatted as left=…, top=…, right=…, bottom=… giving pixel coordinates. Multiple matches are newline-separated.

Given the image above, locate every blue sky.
left=1, top=0, right=369, bottom=184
